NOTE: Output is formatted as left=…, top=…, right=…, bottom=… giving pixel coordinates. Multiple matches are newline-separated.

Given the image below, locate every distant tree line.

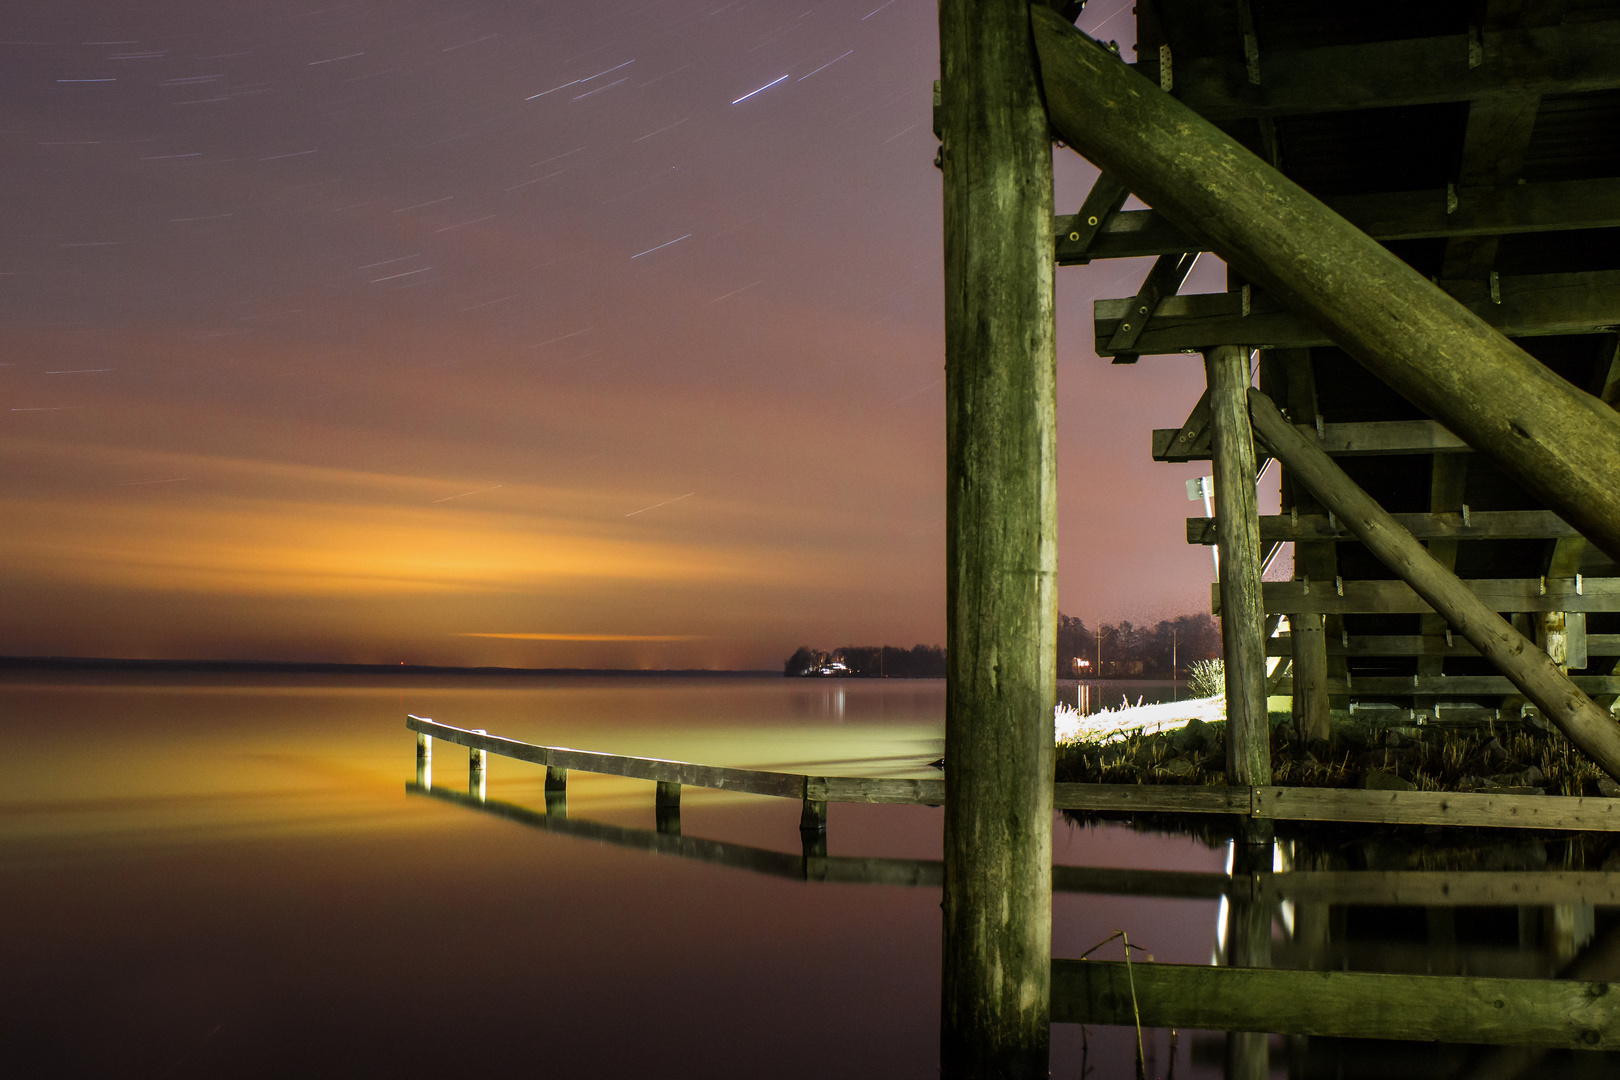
left=785, top=613, right=1220, bottom=679
left=784, top=644, right=946, bottom=678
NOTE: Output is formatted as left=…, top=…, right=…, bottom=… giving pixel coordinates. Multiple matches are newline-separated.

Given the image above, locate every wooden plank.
left=1051, top=960, right=1620, bottom=1047
left=1057, top=177, right=1620, bottom=263
left=807, top=776, right=944, bottom=805
left=1166, top=20, right=1620, bottom=119
left=1100, top=270, right=1620, bottom=356
left=1160, top=419, right=1469, bottom=461
left=1053, top=783, right=1250, bottom=814
left=1242, top=577, right=1620, bottom=616
left=1189, top=510, right=1579, bottom=544
left=1253, top=870, right=1620, bottom=908
left=1266, top=634, right=1620, bottom=657
left=1254, top=786, right=1620, bottom=831
left=1270, top=675, right=1620, bottom=696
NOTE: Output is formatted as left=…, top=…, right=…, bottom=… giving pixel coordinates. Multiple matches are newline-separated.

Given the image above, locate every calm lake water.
left=3, top=672, right=1613, bottom=1077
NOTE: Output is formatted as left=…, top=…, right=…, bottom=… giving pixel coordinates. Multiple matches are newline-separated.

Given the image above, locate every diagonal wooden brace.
left=1247, top=387, right=1620, bottom=781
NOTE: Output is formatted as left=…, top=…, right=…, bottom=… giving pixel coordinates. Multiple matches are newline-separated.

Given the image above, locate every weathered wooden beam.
left=1245, top=389, right=1620, bottom=780
left=1099, top=270, right=1620, bottom=357
left=1264, top=633, right=1620, bottom=658
left=1190, top=509, right=1579, bottom=545
left=1208, top=346, right=1271, bottom=786
left=940, top=0, right=1056, bottom=1069
left=1052, top=959, right=1620, bottom=1046
left=1032, top=7, right=1620, bottom=565
left=1255, top=786, right=1620, bottom=831
left=1239, top=577, right=1620, bottom=616
left=1051, top=783, right=1249, bottom=814
left=1056, top=177, right=1620, bottom=263
left=1162, top=20, right=1620, bottom=119
left=1270, top=674, right=1620, bottom=696
left=1159, top=418, right=1469, bottom=461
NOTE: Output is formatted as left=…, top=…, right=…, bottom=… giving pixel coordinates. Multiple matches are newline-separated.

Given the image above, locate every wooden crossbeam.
left=1056, top=177, right=1620, bottom=263
left=1164, top=20, right=1620, bottom=119
left=1232, top=577, right=1620, bottom=616
left=1056, top=965, right=1620, bottom=1049
left=1100, top=270, right=1620, bottom=357
left=1263, top=633, right=1620, bottom=658
left=1270, top=674, right=1620, bottom=696
left=1188, top=510, right=1578, bottom=544
left=1158, top=418, right=1467, bottom=462
left=1051, top=960, right=1620, bottom=1047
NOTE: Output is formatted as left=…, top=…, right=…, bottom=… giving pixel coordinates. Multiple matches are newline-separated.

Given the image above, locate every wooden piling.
left=1031, top=5, right=1620, bottom=566
left=655, top=780, right=681, bottom=836
left=1207, top=346, right=1271, bottom=785
left=1247, top=388, right=1620, bottom=780
left=939, top=0, right=1056, bottom=1072
left=415, top=731, right=432, bottom=788
left=1289, top=614, right=1331, bottom=741
left=469, top=728, right=487, bottom=801
left=545, top=766, right=567, bottom=793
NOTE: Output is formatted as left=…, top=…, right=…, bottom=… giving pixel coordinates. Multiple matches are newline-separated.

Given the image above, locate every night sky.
left=1, top=0, right=1242, bottom=669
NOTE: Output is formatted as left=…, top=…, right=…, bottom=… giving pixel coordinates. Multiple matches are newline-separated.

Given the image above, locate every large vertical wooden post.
left=939, top=0, right=1057, bottom=1073
left=1206, top=346, right=1271, bottom=786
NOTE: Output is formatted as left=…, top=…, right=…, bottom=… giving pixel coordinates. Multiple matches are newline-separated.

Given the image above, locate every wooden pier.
left=409, top=715, right=1620, bottom=834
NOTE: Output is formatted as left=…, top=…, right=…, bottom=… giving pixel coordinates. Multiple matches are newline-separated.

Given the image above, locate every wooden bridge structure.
left=933, top=0, right=1620, bottom=1073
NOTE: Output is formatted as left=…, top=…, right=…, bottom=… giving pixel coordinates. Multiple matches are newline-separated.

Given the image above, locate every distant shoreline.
left=0, top=656, right=781, bottom=679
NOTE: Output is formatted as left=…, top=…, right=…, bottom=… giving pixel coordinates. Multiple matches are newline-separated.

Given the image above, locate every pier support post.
left=656, top=781, right=682, bottom=836
left=416, top=731, right=432, bottom=788
left=469, top=729, right=487, bottom=801
left=545, top=766, right=567, bottom=793
left=939, top=0, right=1057, bottom=1073
left=1290, top=614, right=1331, bottom=742
left=1207, top=346, right=1272, bottom=786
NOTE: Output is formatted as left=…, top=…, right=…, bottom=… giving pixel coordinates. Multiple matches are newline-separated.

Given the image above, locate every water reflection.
left=10, top=671, right=1620, bottom=1077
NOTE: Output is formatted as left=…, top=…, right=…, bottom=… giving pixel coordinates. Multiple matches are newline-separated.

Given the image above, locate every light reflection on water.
left=7, top=672, right=1606, bottom=1077
left=0, top=671, right=1223, bottom=1078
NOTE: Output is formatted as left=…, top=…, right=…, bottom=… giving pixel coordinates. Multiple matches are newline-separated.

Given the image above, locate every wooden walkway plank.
left=1254, top=786, right=1620, bottom=832
left=1052, top=783, right=1249, bottom=814
left=1051, top=960, right=1620, bottom=1048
